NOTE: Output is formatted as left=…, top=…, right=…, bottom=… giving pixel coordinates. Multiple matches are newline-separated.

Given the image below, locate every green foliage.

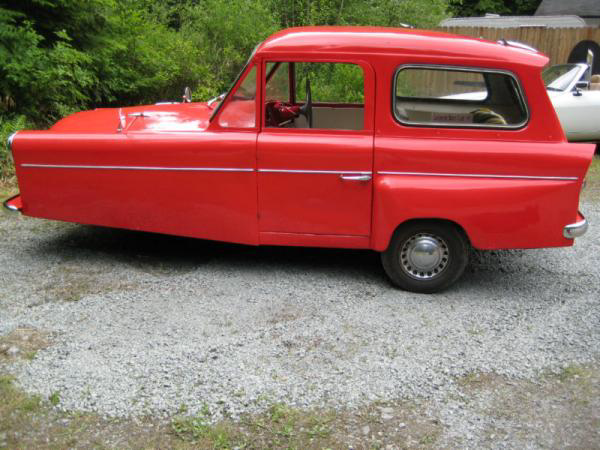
left=0, top=115, right=28, bottom=183
left=49, top=391, right=60, bottom=406
left=448, top=0, right=541, bottom=17
left=267, top=0, right=449, bottom=28
left=0, top=0, right=451, bottom=144
left=177, top=0, right=280, bottom=98
left=296, top=63, right=365, bottom=104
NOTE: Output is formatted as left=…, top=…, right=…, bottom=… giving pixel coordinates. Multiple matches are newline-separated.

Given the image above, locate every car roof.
left=257, top=26, right=549, bottom=68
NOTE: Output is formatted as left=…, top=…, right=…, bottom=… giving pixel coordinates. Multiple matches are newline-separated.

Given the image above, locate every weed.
left=419, top=432, right=438, bottom=445
left=171, top=414, right=211, bottom=441
left=24, top=351, right=37, bottom=360
left=49, top=391, right=61, bottom=406
left=556, top=365, right=590, bottom=382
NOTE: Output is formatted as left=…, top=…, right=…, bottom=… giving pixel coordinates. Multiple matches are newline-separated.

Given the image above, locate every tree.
left=448, top=0, right=542, bottom=17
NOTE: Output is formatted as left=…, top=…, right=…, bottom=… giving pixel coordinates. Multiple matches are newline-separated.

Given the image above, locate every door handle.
left=339, top=174, right=371, bottom=181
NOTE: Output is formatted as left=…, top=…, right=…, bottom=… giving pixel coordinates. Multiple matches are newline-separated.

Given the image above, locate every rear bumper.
left=563, top=212, right=588, bottom=239
left=3, top=194, right=22, bottom=213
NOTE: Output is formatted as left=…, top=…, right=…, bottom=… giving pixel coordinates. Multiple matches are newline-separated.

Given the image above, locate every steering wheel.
left=298, top=78, right=313, bottom=128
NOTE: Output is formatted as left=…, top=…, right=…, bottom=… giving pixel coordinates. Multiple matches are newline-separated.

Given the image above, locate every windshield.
left=542, top=64, right=582, bottom=91
left=209, top=42, right=262, bottom=122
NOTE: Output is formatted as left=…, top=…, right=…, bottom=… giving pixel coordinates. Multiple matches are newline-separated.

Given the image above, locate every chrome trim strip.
left=21, top=164, right=254, bottom=172
left=377, top=171, right=578, bottom=181
left=259, top=169, right=371, bottom=175
left=7, top=132, right=17, bottom=151
left=563, top=214, right=588, bottom=239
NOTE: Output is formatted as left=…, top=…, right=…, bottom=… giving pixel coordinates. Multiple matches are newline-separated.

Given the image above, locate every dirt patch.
left=33, top=263, right=136, bottom=304
left=0, top=327, right=52, bottom=361
left=453, top=364, right=600, bottom=449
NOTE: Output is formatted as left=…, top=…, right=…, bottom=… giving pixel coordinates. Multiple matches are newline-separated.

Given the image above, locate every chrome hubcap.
left=400, top=233, right=449, bottom=280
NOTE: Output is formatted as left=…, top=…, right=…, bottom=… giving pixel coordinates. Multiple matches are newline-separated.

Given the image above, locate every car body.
left=544, top=63, right=600, bottom=142
left=5, top=27, right=594, bottom=293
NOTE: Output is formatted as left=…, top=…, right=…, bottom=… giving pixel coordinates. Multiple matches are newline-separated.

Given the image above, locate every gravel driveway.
left=1, top=199, right=599, bottom=446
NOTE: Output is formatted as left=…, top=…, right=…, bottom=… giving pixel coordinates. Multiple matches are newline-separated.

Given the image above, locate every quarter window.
left=394, top=66, right=527, bottom=128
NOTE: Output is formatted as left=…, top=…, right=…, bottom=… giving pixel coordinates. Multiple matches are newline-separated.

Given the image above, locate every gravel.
left=1, top=200, right=599, bottom=424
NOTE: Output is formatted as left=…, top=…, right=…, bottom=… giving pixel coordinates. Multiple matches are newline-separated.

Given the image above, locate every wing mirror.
left=573, top=81, right=588, bottom=97
left=182, top=87, right=192, bottom=103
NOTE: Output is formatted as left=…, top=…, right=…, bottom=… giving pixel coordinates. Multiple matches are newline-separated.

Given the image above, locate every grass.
left=0, top=375, right=444, bottom=449
left=170, top=402, right=339, bottom=448
left=2, top=362, right=598, bottom=448
left=554, top=364, right=592, bottom=382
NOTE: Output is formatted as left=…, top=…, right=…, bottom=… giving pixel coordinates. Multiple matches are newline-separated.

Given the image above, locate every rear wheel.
left=381, top=221, right=469, bottom=293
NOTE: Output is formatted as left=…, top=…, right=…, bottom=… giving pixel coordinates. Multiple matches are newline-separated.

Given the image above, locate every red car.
left=5, top=27, right=594, bottom=293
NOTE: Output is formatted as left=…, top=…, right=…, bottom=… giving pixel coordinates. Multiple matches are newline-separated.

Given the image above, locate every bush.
left=0, top=115, right=28, bottom=186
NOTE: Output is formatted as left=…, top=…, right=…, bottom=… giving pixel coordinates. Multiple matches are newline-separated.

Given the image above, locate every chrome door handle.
left=339, top=174, right=371, bottom=181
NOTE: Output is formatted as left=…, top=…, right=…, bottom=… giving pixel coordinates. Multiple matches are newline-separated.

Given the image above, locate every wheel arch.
left=379, top=217, right=472, bottom=251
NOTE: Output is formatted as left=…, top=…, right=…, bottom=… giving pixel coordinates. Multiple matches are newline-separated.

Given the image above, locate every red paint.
left=8, top=27, right=594, bottom=252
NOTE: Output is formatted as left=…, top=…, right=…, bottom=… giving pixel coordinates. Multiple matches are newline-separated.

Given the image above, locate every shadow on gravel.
left=28, top=222, right=578, bottom=294
left=33, top=224, right=386, bottom=280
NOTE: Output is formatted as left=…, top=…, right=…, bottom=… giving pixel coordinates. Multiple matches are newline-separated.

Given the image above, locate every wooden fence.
left=438, top=26, right=600, bottom=66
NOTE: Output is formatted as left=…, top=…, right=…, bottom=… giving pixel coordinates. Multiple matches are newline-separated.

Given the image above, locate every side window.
left=394, top=66, right=527, bottom=128
left=295, top=62, right=364, bottom=104
left=218, top=66, right=257, bottom=128
left=265, top=62, right=290, bottom=102
left=265, top=62, right=364, bottom=130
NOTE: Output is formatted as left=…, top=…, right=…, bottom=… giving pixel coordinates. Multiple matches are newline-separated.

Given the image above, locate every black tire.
left=381, top=221, right=469, bottom=294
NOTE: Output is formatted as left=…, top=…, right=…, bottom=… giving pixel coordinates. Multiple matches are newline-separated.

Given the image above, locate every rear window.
left=394, top=66, right=528, bottom=128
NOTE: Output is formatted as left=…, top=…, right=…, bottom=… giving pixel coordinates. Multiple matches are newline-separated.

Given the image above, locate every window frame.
left=213, top=63, right=260, bottom=130
left=259, top=57, right=375, bottom=134
left=261, top=58, right=370, bottom=133
left=392, top=64, right=530, bottom=130
left=265, top=62, right=292, bottom=104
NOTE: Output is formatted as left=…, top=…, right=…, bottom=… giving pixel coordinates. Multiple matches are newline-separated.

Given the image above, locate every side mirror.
left=575, top=81, right=589, bottom=90
left=183, top=87, right=192, bottom=103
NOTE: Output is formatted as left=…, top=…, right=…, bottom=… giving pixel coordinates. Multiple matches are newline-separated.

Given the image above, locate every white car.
left=543, top=63, right=600, bottom=142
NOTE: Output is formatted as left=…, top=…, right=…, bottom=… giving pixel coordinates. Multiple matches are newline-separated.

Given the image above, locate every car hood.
left=50, top=103, right=214, bottom=133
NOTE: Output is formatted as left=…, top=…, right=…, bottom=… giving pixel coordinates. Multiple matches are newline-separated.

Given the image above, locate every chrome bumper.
left=563, top=213, right=588, bottom=239
left=3, top=194, right=22, bottom=213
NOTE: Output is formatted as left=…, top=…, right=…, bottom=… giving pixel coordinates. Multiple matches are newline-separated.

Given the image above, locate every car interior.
left=264, top=62, right=365, bottom=130
left=394, top=68, right=528, bottom=127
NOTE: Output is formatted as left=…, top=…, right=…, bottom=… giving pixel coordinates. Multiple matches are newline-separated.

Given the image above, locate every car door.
left=554, top=90, right=600, bottom=141
left=256, top=60, right=375, bottom=248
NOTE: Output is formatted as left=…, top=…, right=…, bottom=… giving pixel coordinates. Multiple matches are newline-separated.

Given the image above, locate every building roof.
left=535, top=0, right=600, bottom=17
left=440, top=14, right=586, bottom=28
left=257, top=27, right=549, bottom=68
